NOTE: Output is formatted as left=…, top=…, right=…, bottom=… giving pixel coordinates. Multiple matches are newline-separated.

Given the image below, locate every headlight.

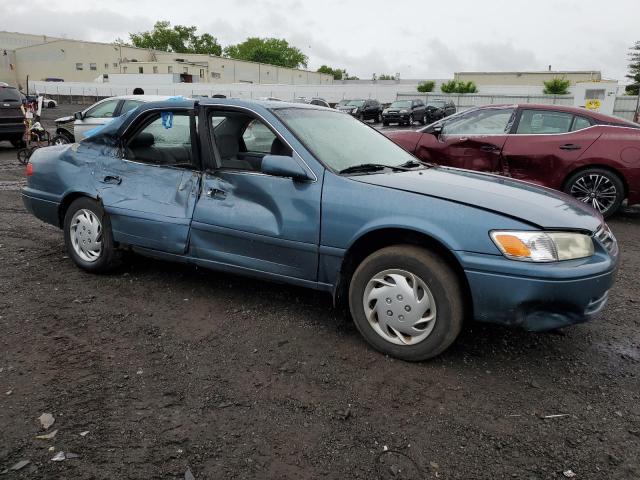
left=400, top=109, right=408, bottom=113
left=490, top=231, right=594, bottom=262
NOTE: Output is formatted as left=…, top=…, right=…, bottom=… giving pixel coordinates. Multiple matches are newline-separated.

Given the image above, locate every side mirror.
left=431, top=125, right=443, bottom=136
left=74, top=111, right=84, bottom=120
left=261, top=154, right=312, bottom=181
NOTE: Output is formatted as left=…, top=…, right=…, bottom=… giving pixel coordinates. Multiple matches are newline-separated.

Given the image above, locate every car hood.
left=353, top=167, right=602, bottom=231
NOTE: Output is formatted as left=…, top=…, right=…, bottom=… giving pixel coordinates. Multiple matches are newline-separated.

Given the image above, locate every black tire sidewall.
left=63, top=197, right=117, bottom=273
left=564, top=168, right=624, bottom=218
left=348, top=245, right=464, bottom=361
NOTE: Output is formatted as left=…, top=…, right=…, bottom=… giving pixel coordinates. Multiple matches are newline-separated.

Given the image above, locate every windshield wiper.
left=398, top=159, right=433, bottom=169
left=339, top=163, right=411, bottom=175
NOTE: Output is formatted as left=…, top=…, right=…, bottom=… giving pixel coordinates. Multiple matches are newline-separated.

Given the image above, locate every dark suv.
left=424, top=99, right=456, bottom=123
left=0, top=86, right=26, bottom=147
left=336, top=99, right=383, bottom=122
left=382, top=99, right=427, bottom=126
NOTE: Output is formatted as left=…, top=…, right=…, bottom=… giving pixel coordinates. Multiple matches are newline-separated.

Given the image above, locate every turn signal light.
left=26, top=163, right=33, bottom=176
left=492, top=234, right=531, bottom=257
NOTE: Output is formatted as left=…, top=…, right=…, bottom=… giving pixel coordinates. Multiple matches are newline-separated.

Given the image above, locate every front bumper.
left=383, top=114, right=410, bottom=123
left=458, top=245, right=618, bottom=331
left=0, top=123, right=24, bottom=138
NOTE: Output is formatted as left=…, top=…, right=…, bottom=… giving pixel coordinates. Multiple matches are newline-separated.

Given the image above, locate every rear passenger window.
left=516, top=110, right=573, bottom=134
left=126, top=112, right=194, bottom=168
left=571, top=116, right=592, bottom=131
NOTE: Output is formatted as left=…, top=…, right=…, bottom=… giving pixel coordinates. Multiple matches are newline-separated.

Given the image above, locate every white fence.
left=397, top=92, right=638, bottom=121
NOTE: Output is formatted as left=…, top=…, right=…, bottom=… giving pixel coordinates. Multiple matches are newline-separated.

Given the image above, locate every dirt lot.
left=0, top=108, right=639, bottom=479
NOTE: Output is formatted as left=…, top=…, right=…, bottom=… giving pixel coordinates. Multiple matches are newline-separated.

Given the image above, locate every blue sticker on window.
left=161, top=111, right=173, bottom=129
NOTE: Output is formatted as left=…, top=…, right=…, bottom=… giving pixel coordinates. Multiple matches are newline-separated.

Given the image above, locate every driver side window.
left=443, top=109, right=514, bottom=135
left=210, top=111, right=291, bottom=172
left=85, top=99, right=119, bottom=119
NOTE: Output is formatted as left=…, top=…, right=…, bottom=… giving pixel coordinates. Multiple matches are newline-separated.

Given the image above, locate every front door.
left=75, top=98, right=121, bottom=141
left=416, top=107, right=515, bottom=173
left=190, top=108, right=322, bottom=281
left=96, top=110, right=201, bottom=254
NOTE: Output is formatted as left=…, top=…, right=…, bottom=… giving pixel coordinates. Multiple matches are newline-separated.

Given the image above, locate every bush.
left=440, top=80, right=477, bottom=94
left=543, top=77, right=571, bottom=95
left=417, top=80, right=435, bottom=93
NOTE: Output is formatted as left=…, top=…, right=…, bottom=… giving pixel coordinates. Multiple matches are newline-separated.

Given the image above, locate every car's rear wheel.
left=348, top=245, right=464, bottom=361
left=63, top=197, right=118, bottom=273
left=564, top=168, right=624, bottom=218
left=48, top=101, right=56, bottom=108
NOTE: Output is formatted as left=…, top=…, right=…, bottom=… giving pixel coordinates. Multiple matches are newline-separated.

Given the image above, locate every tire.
left=420, top=113, right=427, bottom=125
left=383, top=121, right=389, bottom=127
left=17, top=148, right=31, bottom=165
left=51, top=134, right=70, bottom=145
left=376, top=112, right=382, bottom=124
left=48, top=101, right=56, bottom=108
left=63, top=197, right=119, bottom=273
left=408, top=114, right=414, bottom=126
left=563, top=168, right=625, bottom=218
left=348, top=245, right=464, bottom=361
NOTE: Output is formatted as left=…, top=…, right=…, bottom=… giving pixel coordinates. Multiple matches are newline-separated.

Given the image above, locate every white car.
left=55, top=95, right=174, bottom=142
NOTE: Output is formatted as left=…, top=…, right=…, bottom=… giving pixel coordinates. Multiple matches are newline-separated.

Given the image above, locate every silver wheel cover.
left=363, top=269, right=437, bottom=346
left=569, top=173, right=618, bottom=213
left=69, top=209, right=103, bottom=262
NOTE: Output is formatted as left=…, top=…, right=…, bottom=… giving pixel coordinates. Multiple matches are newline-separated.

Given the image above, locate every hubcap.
left=569, top=174, right=617, bottom=213
left=363, top=269, right=437, bottom=346
left=69, top=209, right=103, bottom=262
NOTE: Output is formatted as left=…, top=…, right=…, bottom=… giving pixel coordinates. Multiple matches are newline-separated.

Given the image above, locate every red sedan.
left=386, top=104, right=640, bottom=217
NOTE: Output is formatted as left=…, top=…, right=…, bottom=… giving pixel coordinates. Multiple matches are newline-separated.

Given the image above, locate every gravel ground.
left=0, top=109, right=639, bottom=479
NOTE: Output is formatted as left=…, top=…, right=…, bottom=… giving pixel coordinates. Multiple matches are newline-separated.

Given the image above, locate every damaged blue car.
left=21, top=99, right=619, bottom=360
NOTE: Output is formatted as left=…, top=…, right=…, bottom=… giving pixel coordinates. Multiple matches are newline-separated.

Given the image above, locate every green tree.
left=224, top=37, right=308, bottom=69
left=625, top=41, right=640, bottom=95
left=543, top=77, right=571, bottom=95
left=317, top=65, right=344, bottom=80
left=129, top=21, right=222, bottom=55
left=440, top=80, right=477, bottom=93
left=378, top=74, right=396, bottom=80
left=417, top=80, right=435, bottom=93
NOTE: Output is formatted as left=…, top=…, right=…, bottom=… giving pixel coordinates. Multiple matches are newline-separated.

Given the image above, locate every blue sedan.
left=21, top=99, right=619, bottom=360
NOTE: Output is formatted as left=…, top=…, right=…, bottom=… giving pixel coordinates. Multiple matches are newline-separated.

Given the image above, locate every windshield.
left=0, top=88, right=22, bottom=102
left=274, top=108, right=418, bottom=173
left=337, top=100, right=350, bottom=106
left=427, top=101, right=446, bottom=108
left=390, top=101, right=411, bottom=108
left=346, top=100, right=365, bottom=107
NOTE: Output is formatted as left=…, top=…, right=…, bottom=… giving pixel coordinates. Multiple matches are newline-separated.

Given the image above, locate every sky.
left=2, top=0, right=638, bottom=82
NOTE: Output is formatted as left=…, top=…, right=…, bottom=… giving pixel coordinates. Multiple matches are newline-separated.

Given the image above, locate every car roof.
left=478, top=103, right=637, bottom=126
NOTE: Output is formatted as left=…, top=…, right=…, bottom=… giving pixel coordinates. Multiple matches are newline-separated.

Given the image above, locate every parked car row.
left=334, top=98, right=456, bottom=126
left=0, top=85, right=57, bottom=147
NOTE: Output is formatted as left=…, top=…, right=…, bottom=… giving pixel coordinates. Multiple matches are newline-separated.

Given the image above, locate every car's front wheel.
left=63, top=197, right=118, bottom=273
left=564, top=168, right=625, bottom=218
left=420, top=113, right=427, bottom=125
left=349, top=245, right=464, bottom=361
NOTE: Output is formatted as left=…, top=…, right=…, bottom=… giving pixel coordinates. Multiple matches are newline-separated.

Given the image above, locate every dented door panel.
left=96, top=158, right=201, bottom=253
left=190, top=171, right=322, bottom=281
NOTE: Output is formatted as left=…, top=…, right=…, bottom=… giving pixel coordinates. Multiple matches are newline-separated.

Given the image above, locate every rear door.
left=415, top=107, right=514, bottom=172
left=502, top=109, right=601, bottom=187
left=96, top=109, right=201, bottom=254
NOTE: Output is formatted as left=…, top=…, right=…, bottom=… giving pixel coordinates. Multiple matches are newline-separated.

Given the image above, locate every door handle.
left=560, top=144, right=582, bottom=151
left=206, top=188, right=227, bottom=199
left=102, top=175, right=122, bottom=185
left=480, top=145, right=500, bottom=153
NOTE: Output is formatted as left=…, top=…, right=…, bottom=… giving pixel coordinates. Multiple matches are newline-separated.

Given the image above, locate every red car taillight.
left=26, top=163, right=33, bottom=176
